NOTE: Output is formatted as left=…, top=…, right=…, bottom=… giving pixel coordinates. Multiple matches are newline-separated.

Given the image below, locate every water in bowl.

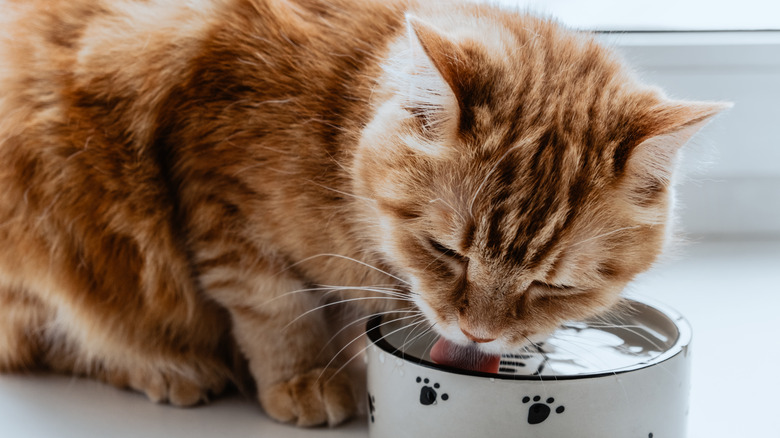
left=375, top=299, right=682, bottom=377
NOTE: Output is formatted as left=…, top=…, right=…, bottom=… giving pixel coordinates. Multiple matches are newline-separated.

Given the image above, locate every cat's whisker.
left=393, top=320, right=436, bottom=357
left=316, top=312, right=424, bottom=377
left=275, top=253, right=411, bottom=286
left=283, top=296, right=408, bottom=331
left=568, top=226, right=642, bottom=249
left=320, top=318, right=430, bottom=385
left=316, top=284, right=413, bottom=298
left=305, top=180, right=377, bottom=205
left=428, top=198, right=466, bottom=224
left=524, top=336, right=555, bottom=384
left=261, top=284, right=411, bottom=308
left=317, top=309, right=422, bottom=358
left=421, top=250, right=450, bottom=273
left=395, top=315, right=431, bottom=355
left=419, top=322, right=440, bottom=359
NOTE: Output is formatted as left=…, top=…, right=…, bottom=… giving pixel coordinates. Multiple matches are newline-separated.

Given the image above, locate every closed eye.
left=427, top=238, right=468, bottom=263
left=531, top=281, right=579, bottom=296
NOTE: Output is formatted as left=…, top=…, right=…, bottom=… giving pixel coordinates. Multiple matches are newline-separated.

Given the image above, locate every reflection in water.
left=379, top=303, right=679, bottom=377
left=497, top=321, right=668, bottom=376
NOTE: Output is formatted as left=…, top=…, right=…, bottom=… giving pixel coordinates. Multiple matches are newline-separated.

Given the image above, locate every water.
left=495, top=321, right=670, bottom=376
left=375, top=300, right=682, bottom=376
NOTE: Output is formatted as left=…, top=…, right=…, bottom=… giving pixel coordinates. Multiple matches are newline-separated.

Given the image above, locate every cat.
left=0, top=0, right=726, bottom=428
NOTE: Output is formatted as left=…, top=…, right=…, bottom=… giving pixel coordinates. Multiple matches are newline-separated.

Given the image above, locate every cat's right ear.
left=405, top=15, right=471, bottom=102
left=402, top=15, right=472, bottom=136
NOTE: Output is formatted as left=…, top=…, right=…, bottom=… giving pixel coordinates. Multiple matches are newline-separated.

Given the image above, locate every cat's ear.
left=405, top=15, right=471, bottom=102
left=402, top=15, right=473, bottom=135
left=626, top=101, right=731, bottom=185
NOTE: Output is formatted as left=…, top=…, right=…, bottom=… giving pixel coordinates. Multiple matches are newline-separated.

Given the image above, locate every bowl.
left=365, top=296, right=692, bottom=438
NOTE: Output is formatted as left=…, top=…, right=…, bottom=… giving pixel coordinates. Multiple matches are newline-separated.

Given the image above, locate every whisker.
left=276, top=253, right=411, bottom=286
left=283, top=296, right=407, bottom=330
left=524, top=337, right=555, bottom=382
left=317, top=313, right=424, bottom=380
left=419, top=323, right=440, bottom=360
left=321, top=318, right=430, bottom=384
left=316, top=284, right=413, bottom=299
left=568, top=226, right=642, bottom=249
left=395, top=315, right=431, bottom=355
left=317, top=310, right=422, bottom=357
left=305, top=180, right=376, bottom=204
left=421, top=250, right=449, bottom=273
left=261, top=284, right=412, bottom=308
left=392, top=320, right=436, bottom=356
left=428, top=198, right=466, bottom=224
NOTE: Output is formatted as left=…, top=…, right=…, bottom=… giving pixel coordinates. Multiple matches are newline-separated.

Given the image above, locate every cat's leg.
left=209, top=273, right=357, bottom=427
left=0, top=283, right=233, bottom=405
left=0, top=286, right=51, bottom=372
left=42, top=305, right=235, bottom=407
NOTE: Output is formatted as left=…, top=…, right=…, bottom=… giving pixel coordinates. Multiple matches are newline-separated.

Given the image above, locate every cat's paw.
left=260, top=367, right=356, bottom=427
left=104, top=363, right=227, bottom=407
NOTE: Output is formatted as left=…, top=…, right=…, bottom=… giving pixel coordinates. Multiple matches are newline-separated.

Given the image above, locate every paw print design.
left=523, top=395, right=564, bottom=425
left=416, top=377, right=449, bottom=406
left=367, top=393, right=376, bottom=423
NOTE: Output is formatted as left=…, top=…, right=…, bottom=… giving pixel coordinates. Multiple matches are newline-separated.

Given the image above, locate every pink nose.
left=460, top=328, right=496, bottom=344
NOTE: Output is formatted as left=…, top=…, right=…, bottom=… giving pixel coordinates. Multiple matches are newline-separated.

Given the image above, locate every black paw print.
left=367, top=393, right=376, bottom=423
left=416, top=377, right=449, bottom=405
left=523, top=395, right=564, bottom=425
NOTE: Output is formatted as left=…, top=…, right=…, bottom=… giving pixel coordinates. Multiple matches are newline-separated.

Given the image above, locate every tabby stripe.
left=485, top=206, right=507, bottom=256
left=526, top=150, right=592, bottom=268
left=461, top=220, right=477, bottom=253
left=197, top=250, right=243, bottom=270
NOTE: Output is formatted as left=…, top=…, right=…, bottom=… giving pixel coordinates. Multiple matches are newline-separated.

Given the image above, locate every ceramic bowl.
left=365, top=296, right=692, bottom=438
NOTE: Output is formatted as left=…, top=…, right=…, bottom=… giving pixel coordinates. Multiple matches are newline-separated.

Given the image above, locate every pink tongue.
left=430, top=337, right=501, bottom=374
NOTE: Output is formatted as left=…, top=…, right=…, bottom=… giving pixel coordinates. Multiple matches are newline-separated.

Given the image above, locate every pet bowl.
left=365, top=296, right=692, bottom=438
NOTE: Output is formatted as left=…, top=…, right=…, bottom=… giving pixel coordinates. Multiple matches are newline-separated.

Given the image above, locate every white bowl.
left=365, top=296, right=692, bottom=438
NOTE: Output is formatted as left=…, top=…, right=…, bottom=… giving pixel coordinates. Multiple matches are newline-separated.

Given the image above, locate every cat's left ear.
left=626, top=101, right=732, bottom=185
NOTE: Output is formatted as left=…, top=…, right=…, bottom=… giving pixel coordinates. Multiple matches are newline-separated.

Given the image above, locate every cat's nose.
left=460, top=327, right=496, bottom=343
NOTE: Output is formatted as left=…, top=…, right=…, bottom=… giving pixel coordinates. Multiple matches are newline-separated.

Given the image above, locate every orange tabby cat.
left=0, top=0, right=726, bottom=427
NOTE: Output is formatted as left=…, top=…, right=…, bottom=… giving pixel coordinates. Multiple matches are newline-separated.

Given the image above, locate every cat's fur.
left=0, top=0, right=725, bottom=427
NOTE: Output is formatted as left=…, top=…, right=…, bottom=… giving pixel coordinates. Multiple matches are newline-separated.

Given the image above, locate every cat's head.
left=354, top=8, right=727, bottom=353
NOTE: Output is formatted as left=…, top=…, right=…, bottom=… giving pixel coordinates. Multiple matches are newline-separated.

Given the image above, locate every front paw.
left=260, top=367, right=356, bottom=427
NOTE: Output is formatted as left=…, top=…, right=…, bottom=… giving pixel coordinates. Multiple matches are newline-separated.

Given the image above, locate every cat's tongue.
left=429, top=337, right=501, bottom=374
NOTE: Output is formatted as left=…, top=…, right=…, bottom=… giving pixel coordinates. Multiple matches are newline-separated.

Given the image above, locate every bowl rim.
left=366, top=295, right=692, bottom=381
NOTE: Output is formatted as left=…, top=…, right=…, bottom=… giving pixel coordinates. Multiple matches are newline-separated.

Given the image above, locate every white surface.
left=1, top=239, right=778, bottom=437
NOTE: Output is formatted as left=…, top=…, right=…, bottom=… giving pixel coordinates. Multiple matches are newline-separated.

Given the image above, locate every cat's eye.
left=426, top=238, right=468, bottom=263
left=531, top=281, right=578, bottom=296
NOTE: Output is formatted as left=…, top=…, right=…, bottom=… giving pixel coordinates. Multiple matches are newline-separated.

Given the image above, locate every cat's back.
left=0, top=0, right=411, bottom=278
